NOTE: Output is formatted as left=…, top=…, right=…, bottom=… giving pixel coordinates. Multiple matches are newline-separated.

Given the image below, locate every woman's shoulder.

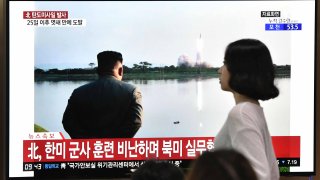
left=230, top=102, right=262, bottom=115
left=228, top=102, right=264, bottom=127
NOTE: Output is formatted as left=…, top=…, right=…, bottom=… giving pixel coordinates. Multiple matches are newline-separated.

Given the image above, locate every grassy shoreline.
left=35, top=71, right=290, bottom=81
left=34, top=124, right=48, bottom=132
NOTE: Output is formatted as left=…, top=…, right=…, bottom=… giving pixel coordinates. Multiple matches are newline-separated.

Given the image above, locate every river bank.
left=35, top=71, right=290, bottom=81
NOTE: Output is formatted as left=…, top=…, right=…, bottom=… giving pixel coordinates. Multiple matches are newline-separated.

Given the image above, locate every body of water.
left=35, top=78, right=290, bottom=139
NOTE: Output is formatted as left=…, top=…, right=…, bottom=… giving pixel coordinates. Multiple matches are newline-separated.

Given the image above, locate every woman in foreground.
left=214, top=39, right=280, bottom=180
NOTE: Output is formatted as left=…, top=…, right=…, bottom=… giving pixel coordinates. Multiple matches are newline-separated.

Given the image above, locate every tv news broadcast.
left=7, top=0, right=316, bottom=179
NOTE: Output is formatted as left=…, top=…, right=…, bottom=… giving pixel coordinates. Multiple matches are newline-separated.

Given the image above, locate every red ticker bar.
left=23, top=136, right=300, bottom=163
left=24, top=137, right=214, bottom=162
left=272, top=136, right=300, bottom=158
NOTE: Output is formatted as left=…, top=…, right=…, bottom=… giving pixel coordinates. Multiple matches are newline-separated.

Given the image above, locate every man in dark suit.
left=62, top=51, right=143, bottom=138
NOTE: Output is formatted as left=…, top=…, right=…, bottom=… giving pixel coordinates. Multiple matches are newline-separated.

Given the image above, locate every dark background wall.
left=1, top=0, right=6, bottom=179
left=0, top=1, right=319, bottom=180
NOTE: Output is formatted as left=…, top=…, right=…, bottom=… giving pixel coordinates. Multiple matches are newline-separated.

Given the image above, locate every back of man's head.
left=97, top=51, right=123, bottom=76
left=186, top=149, right=257, bottom=180
left=131, top=160, right=184, bottom=180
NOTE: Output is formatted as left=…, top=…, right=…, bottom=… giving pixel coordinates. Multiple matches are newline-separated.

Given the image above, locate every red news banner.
left=23, top=11, right=68, bottom=19
left=23, top=137, right=300, bottom=163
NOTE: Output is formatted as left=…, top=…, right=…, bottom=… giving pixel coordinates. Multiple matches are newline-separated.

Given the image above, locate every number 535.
left=287, top=24, right=299, bottom=30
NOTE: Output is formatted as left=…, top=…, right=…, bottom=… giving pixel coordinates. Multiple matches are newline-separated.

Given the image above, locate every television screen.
left=7, top=0, right=316, bottom=178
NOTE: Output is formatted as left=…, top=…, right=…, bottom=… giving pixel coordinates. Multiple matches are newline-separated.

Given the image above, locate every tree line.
left=34, top=61, right=290, bottom=75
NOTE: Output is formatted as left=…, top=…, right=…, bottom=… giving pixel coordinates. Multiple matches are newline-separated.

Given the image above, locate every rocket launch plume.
left=196, top=34, right=203, bottom=66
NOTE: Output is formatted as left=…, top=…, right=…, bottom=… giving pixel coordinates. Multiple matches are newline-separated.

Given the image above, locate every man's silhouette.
left=62, top=51, right=143, bottom=138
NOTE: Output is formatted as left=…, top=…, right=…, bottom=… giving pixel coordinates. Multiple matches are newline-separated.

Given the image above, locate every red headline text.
left=24, top=137, right=214, bottom=162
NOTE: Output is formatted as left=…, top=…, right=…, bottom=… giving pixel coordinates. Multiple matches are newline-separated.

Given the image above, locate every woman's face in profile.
left=218, top=63, right=232, bottom=92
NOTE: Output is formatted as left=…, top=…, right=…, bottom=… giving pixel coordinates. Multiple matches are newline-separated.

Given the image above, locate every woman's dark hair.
left=131, top=160, right=184, bottom=180
left=224, top=39, right=279, bottom=100
left=186, top=149, right=257, bottom=180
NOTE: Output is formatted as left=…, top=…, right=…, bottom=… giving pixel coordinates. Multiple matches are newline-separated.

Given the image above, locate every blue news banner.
left=265, top=23, right=302, bottom=31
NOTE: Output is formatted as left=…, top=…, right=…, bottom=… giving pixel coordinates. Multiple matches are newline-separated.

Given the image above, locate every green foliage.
left=34, top=124, right=48, bottom=132
left=279, top=166, right=290, bottom=173
left=34, top=68, right=45, bottom=74
left=88, top=63, right=95, bottom=68
left=274, top=65, right=291, bottom=77
left=34, top=63, right=289, bottom=80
